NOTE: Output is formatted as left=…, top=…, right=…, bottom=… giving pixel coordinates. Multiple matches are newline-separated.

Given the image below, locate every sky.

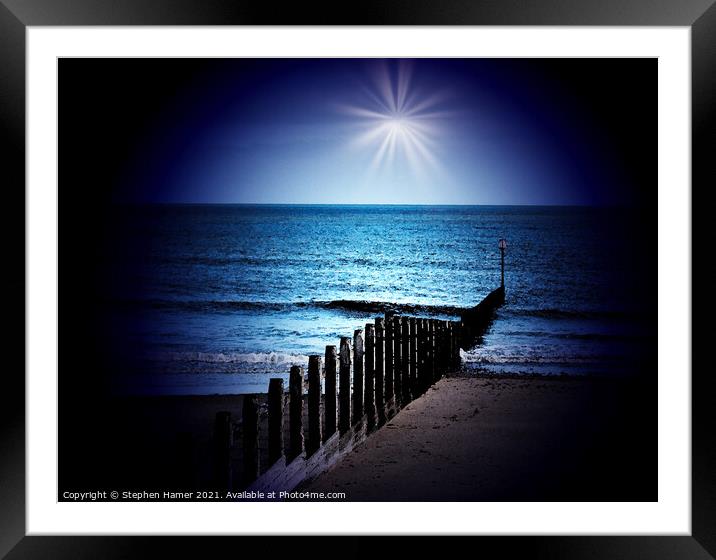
left=60, top=58, right=655, bottom=206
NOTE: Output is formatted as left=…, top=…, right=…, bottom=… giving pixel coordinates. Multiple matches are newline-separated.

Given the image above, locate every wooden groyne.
left=209, top=282, right=505, bottom=496
left=460, top=285, right=505, bottom=350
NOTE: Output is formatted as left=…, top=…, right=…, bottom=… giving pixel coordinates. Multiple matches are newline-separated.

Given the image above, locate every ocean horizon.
left=104, top=203, right=653, bottom=395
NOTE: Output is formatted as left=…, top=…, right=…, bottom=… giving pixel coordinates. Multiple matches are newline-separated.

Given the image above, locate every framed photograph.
left=4, top=0, right=711, bottom=557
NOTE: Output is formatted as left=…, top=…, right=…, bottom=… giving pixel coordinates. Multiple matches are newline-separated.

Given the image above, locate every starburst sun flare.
left=340, top=62, right=453, bottom=180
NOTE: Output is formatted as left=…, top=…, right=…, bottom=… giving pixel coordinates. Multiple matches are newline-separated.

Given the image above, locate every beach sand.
left=300, top=375, right=655, bottom=501
left=60, top=375, right=654, bottom=501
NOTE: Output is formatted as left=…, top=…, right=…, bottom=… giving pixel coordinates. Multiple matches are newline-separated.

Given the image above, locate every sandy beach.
left=300, top=375, right=655, bottom=501
left=60, top=371, right=654, bottom=502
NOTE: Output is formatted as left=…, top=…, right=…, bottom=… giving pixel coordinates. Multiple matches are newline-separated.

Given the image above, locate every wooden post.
left=213, top=411, right=232, bottom=492
left=384, top=312, right=394, bottom=402
left=339, top=337, right=352, bottom=435
left=447, top=322, right=454, bottom=371
left=415, top=319, right=423, bottom=393
left=444, top=321, right=451, bottom=373
left=375, top=317, right=385, bottom=424
left=422, top=319, right=430, bottom=387
left=288, top=365, right=304, bottom=462
left=401, top=317, right=411, bottom=404
left=451, top=321, right=459, bottom=369
left=324, top=345, right=337, bottom=442
left=441, top=321, right=448, bottom=376
left=409, top=317, right=418, bottom=397
left=353, top=329, right=364, bottom=424
left=434, top=320, right=440, bottom=380
left=267, top=378, right=284, bottom=467
left=306, top=356, right=321, bottom=456
left=441, top=321, right=450, bottom=375
left=448, top=321, right=454, bottom=368
left=242, top=394, right=259, bottom=487
left=459, top=320, right=465, bottom=363
left=459, top=314, right=466, bottom=351
left=393, top=315, right=403, bottom=407
left=454, top=321, right=462, bottom=367
left=415, top=317, right=421, bottom=395
left=442, top=321, right=449, bottom=374
left=437, top=321, right=446, bottom=378
left=428, top=319, right=436, bottom=384
left=364, top=323, right=376, bottom=430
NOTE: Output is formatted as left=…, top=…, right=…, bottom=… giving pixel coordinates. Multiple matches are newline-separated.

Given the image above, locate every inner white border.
left=27, top=26, right=691, bottom=535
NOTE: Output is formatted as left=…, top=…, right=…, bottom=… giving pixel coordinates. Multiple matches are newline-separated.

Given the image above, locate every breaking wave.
left=114, top=298, right=467, bottom=317
left=161, top=351, right=310, bottom=365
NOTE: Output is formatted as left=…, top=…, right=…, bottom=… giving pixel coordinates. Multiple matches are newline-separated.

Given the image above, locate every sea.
left=105, top=205, right=655, bottom=395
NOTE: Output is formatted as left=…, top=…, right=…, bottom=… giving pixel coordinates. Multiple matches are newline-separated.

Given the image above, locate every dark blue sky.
left=63, top=58, right=655, bottom=206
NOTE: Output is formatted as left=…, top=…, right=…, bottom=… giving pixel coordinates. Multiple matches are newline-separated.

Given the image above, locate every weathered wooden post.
left=267, top=378, right=284, bottom=467
left=364, top=323, right=376, bottom=430
left=457, top=316, right=470, bottom=356
left=242, top=394, right=259, bottom=487
left=409, top=316, right=418, bottom=399
left=428, top=319, right=436, bottom=383
left=438, top=321, right=446, bottom=377
left=444, top=321, right=451, bottom=372
left=442, top=321, right=450, bottom=375
left=384, top=312, right=395, bottom=403
left=353, top=329, right=364, bottom=424
left=401, top=317, right=411, bottom=404
left=447, top=322, right=454, bottom=371
left=306, top=356, right=321, bottom=456
left=213, top=411, right=232, bottom=492
left=339, top=336, right=352, bottom=435
left=393, top=315, right=403, bottom=407
left=288, top=365, right=304, bottom=462
left=324, top=345, right=337, bottom=442
left=453, top=321, right=462, bottom=367
left=451, top=321, right=460, bottom=369
left=422, top=319, right=430, bottom=387
left=411, top=318, right=423, bottom=392
left=462, top=310, right=474, bottom=350
left=415, top=318, right=423, bottom=393
left=404, top=316, right=411, bottom=400
left=442, top=321, right=448, bottom=373
left=375, top=317, right=386, bottom=424
left=449, top=321, right=455, bottom=368
left=435, top=319, right=441, bottom=379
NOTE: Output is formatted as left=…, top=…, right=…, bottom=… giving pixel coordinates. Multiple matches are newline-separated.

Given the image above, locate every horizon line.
left=116, top=201, right=634, bottom=208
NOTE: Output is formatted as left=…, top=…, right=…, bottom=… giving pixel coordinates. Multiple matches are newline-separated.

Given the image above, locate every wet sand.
left=301, top=375, right=655, bottom=501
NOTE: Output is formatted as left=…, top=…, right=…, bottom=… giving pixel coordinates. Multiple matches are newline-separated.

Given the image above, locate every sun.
left=340, top=61, right=451, bottom=179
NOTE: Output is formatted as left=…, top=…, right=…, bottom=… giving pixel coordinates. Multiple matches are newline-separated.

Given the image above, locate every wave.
left=159, top=351, right=310, bottom=365
left=459, top=348, right=616, bottom=365
left=112, top=298, right=645, bottom=323
left=318, top=299, right=466, bottom=316
left=111, top=298, right=467, bottom=317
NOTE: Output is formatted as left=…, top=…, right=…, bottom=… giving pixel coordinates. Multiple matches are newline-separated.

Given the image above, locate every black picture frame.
left=2, top=0, right=711, bottom=557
